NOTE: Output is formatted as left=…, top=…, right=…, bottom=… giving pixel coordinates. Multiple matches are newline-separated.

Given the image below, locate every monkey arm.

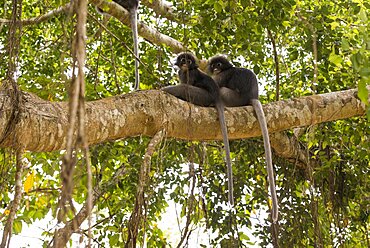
left=194, top=74, right=220, bottom=100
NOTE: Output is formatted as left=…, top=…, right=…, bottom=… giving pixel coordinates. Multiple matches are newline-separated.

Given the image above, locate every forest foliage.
left=0, top=0, right=369, bottom=247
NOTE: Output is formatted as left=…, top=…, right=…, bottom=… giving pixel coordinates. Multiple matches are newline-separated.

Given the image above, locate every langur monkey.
left=97, top=0, right=140, bottom=90
left=208, top=55, right=278, bottom=223
left=162, top=53, right=235, bottom=206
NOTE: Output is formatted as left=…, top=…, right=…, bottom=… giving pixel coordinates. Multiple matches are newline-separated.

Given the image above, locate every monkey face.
left=209, top=62, right=223, bottom=75
left=208, top=55, right=233, bottom=75
left=175, top=53, right=197, bottom=70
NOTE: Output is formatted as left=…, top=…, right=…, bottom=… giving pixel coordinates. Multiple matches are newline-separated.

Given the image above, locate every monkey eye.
left=180, top=58, right=186, bottom=63
left=217, top=62, right=222, bottom=67
left=187, top=59, right=192, bottom=64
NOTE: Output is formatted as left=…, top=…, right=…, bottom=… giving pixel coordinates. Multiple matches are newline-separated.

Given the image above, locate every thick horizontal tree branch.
left=270, top=132, right=313, bottom=168
left=0, top=87, right=367, bottom=152
left=91, top=0, right=185, bottom=53
left=141, top=0, right=178, bottom=21
left=0, top=1, right=185, bottom=53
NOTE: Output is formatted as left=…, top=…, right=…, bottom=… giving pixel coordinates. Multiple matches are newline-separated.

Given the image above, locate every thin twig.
left=1, top=1, right=185, bottom=53
left=296, top=11, right=318, bottom=93
left=0, top=151, right=24, bottom=248
left=74, top=0, right=92, bottom=247
left=58, top=3, right=78, bottom=229
left=177, top=147, right=196, bottom=248
left=267, top=29, right=280, bottom=101
left=125, top=130, right=166, bottom=247
left=57, top=1, right=89, bottom=245
left=91, top=0, right=185, bottom=53
left=0, top=1, right=23, bottom=246
left=88, top=12, right=155, bottom=76
left=0, top=0, right=22, bottom=146
left=0, top=3, right=71, bottom=26
left=141, top=0, right=178, bottom=21
left=50, top=165, right=127, bottom=247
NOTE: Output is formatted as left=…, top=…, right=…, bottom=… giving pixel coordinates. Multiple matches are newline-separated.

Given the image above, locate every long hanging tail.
left=216, top=103, right=234, bottom=206
left=251, top=99, right=278, bottom=222
left=130, top=9, right=140, bottom=90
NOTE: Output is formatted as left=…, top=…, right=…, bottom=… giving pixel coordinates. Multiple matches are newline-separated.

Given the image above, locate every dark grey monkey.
left=162, top=53, right=235, bottom=206
left=208, top=55, right=278, bottom=222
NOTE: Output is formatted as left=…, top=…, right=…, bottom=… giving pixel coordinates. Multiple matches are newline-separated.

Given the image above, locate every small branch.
left=0, top=3, right=72, bottom=26
left=141, top=0, right=178, bottom=21
left=177, top=156, right=196, bottom=248
left=267, top=29, right=280, bottom=101
left=0, top=1, right=185, bottom=53
left=57, top=2, right=90, bottom=246
left=58, top=23, right=80, bottom=233
left=74, top=0, right=93, bottom=247
left=312, top=32, right=318, bottom=91
left=50, top=165, right=128, bottom=247
left=0, top=1, right=24, bottom=245
left=1, top=151, right=24, bottom=248
left=27, top=187, right=59, bottom=194
left=125, top=129, right=165, bottom=247
left=296, top=12, right=318, bottom=92
left=90, top=0, right=185, bottom=53
left=270, top=132, right=318, bottom=169
left=88, top=13, right=149, bottom=73
left=5, top=0, right=22, bottom=80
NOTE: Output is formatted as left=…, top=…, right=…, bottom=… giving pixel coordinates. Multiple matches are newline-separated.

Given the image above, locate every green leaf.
left=109, top=234, right=119, bottom=246
left=239, top=232, right=250, bottom=241
left=214, top=2, right=223, bottom=13
left=329, top=51, right=343, bottom=67
left=358, top=78, right=369, bottom=105
left=322, top=140, right=328, bottom=149
left=13, top=220, right=23, bottom=234
left=295, top=190, right=303, bottom=198
left=351, top=53, right=362, bottom=71
left=282, top=21, right=290, bottom=27
left=360, top=67, right=370, bottom=77
left=359, top=8, right=368, bottom=22
left=330, top=21, right=340, bottom=30
left=341, top=38, right=350, bottom=50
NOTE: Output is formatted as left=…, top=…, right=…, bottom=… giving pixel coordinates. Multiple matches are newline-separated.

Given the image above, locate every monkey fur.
left=208, top=55, right=279, bottom=223
left=162, top=53, right=235, bottom=206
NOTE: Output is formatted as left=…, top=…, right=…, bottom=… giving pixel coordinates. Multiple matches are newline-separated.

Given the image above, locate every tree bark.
left=90, top=0, right=185, bottom=53
left=0, top=88, right=367, bottom=152
left=141, top=0, right=178, bottom=21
